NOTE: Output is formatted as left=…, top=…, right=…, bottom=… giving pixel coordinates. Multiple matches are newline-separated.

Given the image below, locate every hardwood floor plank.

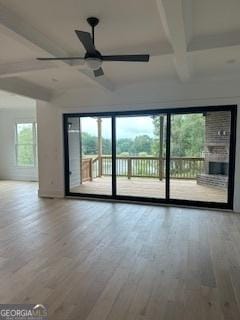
left=0, top=181, right=240, bottom=320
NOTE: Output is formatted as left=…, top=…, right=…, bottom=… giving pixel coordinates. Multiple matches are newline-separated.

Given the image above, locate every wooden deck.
left=71, top=177, right=227, bottom=203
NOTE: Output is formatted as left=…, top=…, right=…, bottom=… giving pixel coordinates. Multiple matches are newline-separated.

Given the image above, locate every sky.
left=80, top=116, right=155, bottom=139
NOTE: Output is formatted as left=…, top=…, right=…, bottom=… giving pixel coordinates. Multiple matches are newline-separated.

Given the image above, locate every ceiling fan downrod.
left=86, top=17, right=99, bottom=45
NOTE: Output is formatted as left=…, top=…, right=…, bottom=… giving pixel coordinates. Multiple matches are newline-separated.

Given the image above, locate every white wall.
left=0, top=107, right=38, bottom=181
left=36, top=78, right=240, bottom=211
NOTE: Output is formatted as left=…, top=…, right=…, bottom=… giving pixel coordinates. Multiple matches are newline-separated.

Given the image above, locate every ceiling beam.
left=156, top=0, right=191, bottom=82
left=182, top=0, right=193, bottom=46
left=0, top=77, right=52, bottom=101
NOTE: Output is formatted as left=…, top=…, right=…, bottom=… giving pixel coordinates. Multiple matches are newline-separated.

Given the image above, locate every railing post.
left=99, top=156, right=103, bottom=177
left=128, top=158, right=132, bottom=179
left=159, top=158, right=163, bottom=180
left=89, top=158, right=93, bottom=181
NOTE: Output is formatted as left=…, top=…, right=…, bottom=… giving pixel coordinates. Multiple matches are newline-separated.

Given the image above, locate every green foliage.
left=82, top=134, right=154, bottom=156
left=116, top=135, right=153, bottom=156
left=132, top=135, right=152, bottom=155
left=116, top=138, right=132, bottom=154
left=81, top=114, right=205, bottom=158
left=82, top=132, right=97, bottom=155
left=170, top=114, right=205, bottom=157
left=82, top=132, right=112, bottom=155
left=152, top=114, right=204, bottom=157
left=17, top=125, right=34, bottom=166
left=102, top=137, right=111, bottom=155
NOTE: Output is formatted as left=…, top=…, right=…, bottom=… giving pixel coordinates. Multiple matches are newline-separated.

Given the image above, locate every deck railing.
left=83, top=156, right=204, bottom=181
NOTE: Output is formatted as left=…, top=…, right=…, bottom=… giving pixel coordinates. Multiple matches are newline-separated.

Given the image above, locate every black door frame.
left=63, top=105, right=237, bottom=210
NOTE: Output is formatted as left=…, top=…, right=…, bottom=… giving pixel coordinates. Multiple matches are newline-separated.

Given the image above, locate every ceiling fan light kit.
left=85, top=57, right=102, bottom=70
left=37, top=17, right=150, bottom=77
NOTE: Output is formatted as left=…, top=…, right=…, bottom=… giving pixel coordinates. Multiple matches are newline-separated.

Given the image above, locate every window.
left=15, top=122, right=37, bottom=167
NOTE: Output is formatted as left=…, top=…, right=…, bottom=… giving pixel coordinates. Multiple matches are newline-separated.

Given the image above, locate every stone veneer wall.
left=205, top=111, right=231, bottom=145
left=197, top=174, right=228, bottom=189
left=197, top=111, right=230, bottom=189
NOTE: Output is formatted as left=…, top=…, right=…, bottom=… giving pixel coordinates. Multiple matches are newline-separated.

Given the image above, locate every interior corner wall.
left=36, top=99, right=240, bottom=213
left=0, top=108, right=38, bottom=181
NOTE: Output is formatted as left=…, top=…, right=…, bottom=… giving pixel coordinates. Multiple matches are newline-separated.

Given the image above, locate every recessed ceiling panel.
left=192, top=0, right=240, bottom=37
left=19, top=67, right=95, bottom=90
left=0, top=0, right=168, bottom=55
left=103, top=55, right=176, bottom=85
left=191, top=46, right=240, bottom=79
left=0, top=32, right=38, bottom=63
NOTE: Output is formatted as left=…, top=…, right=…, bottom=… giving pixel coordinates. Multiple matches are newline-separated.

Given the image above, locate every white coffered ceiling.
left=0, top=0, right=240, bottom=101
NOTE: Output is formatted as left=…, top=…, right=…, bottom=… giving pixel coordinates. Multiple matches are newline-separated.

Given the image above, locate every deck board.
left=71, top=177, right=227, bottom=203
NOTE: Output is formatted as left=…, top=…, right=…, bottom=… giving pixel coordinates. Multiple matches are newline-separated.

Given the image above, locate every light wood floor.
left=72, top=177, right=227, bottom=203
left=0, top=180, right=240, bottom=320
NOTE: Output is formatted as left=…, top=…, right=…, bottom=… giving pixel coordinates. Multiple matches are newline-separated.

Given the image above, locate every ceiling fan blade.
left=37, top=57, right=84, bottom=61
left=94, top=67, right=104, bottom=77
left=75, top=30, right=96, bottom=55
left=102, top=54, right=150, bottom=62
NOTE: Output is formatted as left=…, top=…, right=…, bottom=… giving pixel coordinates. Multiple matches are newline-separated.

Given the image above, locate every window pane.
left=17, top=145, right=34, bottom=166
left=170, top=111, right=230, bottom=203
left=68, top=117, right=112, bottom=195
left=116, top=115, right=166, bottom=199
left=17, top=123, right=33, bottom=144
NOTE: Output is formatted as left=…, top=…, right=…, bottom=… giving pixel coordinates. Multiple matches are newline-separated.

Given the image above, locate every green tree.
left=102, top=137, right=111, bottom=155
left=116, top=138, right=133, bottom=155
left=171, top=114, right=205, bottom=157
left=17, top=125, right=34, bottom=166
left=152, top=114, right=205, bottom=157
left=82, top=132, right=97, bottom=155
left=132, top=135, right=152, bottom=155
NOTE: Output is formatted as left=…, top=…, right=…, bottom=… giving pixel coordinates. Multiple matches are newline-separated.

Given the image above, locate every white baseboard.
left=0, top=176, right=38, bottom=182
left=38, top=189, right=64, bottom=198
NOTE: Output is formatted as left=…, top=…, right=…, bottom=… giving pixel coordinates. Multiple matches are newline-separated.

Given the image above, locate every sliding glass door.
left=64, top=105, right=236, bottom=209
left=115, top=114, right=166, bottom=199
left=67, top=116, right=112, bottom=195
left=170, top=111, right=231, bottom=204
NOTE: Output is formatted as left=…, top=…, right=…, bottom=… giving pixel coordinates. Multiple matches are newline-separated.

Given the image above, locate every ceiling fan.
left=37, top=17, right=150, bottom=77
